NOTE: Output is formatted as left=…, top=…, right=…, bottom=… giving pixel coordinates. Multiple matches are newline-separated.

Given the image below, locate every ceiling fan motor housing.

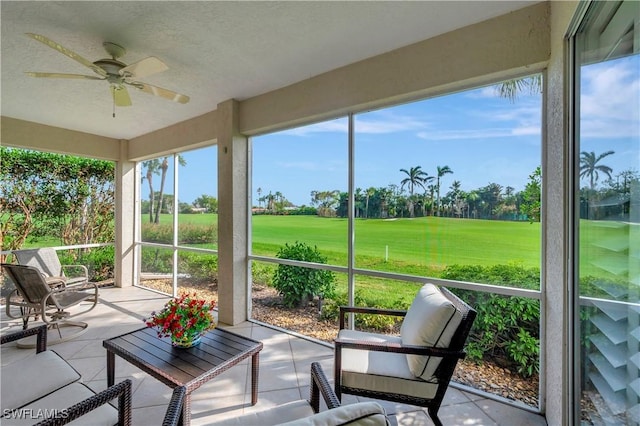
left=93, top=59, right=127, bottom=83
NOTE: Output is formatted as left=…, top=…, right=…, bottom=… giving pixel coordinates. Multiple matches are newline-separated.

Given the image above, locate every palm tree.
left=364, top=187, right=375, bottom=218
left=399, top=166, right=429, bottom=195
left=448, top=180, right=463, bottom=216
left=256, top=187, right=262, bottom=208
left=266, top=192, right=275, bottom=212
left=142, top=159, right=161, bottom=223
left=274, top=191, right=283, bottom=211
left=154, top=155, right=187, bottom=224
left=466, top=190, right=480, bottom=219
left=435, top=165, right=453, bottom=216
left=496, top=75, right=543, bottom=102
left=580, top=150, right=615, bottom=190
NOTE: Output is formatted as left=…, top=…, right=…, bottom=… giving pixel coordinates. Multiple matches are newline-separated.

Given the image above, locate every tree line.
left=2, top=145, right=636, bottom=254
left=259, top=165, right=542, bottom=222
left=257, top=150, right=638, bottom=223
left=1, top=147, right=115, bottom=251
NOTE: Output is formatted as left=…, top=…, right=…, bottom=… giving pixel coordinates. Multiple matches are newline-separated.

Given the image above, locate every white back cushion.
left=400, top=283, right=463, bottom=381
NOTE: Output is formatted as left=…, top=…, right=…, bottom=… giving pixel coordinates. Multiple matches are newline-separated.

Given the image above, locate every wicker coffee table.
left=103, top=326, right=263, bottom=425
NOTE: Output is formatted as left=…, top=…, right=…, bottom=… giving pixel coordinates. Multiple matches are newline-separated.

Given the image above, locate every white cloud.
left=279, top=120, right=348, bottom=136
left=355, top=114, right=429, bottom=134
left=512, top=126, right=540, bottom=136
left=580, top=59, right=640, bottom=139
left=417, top=126, right=540, bottom=141
left=466, top=86, right=499, bottom=99
left=276, top=159, right=345, bottom=172
left=279, top=111, right=429, bottom=136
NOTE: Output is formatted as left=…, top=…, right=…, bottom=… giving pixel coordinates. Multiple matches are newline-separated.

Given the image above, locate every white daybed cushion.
left=0, top=350, right=81, bottom=413
left=280, top=401, right=388, bottom=426
left=400, top=283, right=463, bottom=380
left=1, top=382, right=118, bottom=426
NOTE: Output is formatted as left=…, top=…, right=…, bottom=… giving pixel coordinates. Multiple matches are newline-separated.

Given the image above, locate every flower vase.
left=171, top=333, right=202, bottom=348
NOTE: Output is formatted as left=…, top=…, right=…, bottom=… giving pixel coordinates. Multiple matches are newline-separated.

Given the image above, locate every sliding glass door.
left=573, top=1, right=640, bottom=423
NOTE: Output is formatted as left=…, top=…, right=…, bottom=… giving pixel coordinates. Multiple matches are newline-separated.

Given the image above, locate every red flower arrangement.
left=144, top=293, right=216, bottom=346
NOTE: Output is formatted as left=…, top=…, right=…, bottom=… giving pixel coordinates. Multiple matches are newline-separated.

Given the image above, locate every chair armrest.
left=338, top=306, right=407, bottom=329
left=1, top=324, right=47, bottom=352
left=334, top=336, right=466, bottom=359
left=60, top=264, right=89, bottom=278
left=50, top=281, right=99, bottom=297
left=60, top=265, right=90, bottom=288
left=35, top=379, right=132, bottom=426
left=162, top=386, right=186, bottom=426
left=309, top=362, right=341, bottom=413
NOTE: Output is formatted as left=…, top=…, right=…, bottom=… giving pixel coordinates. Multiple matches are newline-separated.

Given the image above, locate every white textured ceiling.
left=1, top=1, right=539, bottom=140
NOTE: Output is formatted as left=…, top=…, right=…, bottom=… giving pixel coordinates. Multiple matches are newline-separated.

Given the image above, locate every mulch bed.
left=133, top=278, right=540, bottom=408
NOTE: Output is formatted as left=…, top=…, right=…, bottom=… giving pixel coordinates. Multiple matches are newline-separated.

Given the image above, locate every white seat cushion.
left=0, top=350, right=81, bottom=413
left=1, top=382, right=119, bottom=426
left=400, top=283, right=463, bottom=381
left=279, top=401, right=388, bottom=426
left=338, top=329, right=438, bottom=400
left=216, top=400, right=315, bottom=426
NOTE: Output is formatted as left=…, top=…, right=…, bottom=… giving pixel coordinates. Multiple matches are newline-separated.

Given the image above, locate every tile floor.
left=1, top=286, right=547, bottom=425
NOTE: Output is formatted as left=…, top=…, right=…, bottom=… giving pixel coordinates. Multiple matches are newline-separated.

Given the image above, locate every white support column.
left=115, top=139, right=136, bottom=288
left=217, top=99, right=249, bottom=325
left=544, top=2, right=579, bottom=424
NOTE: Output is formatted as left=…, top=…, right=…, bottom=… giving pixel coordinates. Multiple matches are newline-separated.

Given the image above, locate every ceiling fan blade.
left=25, top=72, right=104, bottom=80
left=26, top=33, right=107, bottom=78
left=119, top=57, right=168, bottom=79
left=111, top=85, right=132, bottom=107
left=130, top=81, right=190, bottom=104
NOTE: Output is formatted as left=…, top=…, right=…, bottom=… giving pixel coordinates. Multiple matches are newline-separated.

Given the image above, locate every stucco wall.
left=545, top=2, right=580, bottom=424
left=1, top=116, right=119, bottom=160
left=240, top=2, right=550, bottom=136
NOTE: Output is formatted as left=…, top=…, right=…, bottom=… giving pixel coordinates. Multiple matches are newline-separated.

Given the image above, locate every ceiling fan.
left=24, top=33, right=190, bottom=110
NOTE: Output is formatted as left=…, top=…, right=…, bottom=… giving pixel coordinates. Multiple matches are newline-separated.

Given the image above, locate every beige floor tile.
left=474, top=398, right=546, bottom=426
left=1, top=286, right=548, bottom=425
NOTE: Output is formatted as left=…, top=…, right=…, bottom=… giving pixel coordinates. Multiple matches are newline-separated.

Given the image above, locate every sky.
left=143, top=55, right=639, bottom=207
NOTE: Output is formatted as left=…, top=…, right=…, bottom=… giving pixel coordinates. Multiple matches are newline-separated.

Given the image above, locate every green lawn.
left=32, top=212, right=623, bottom=288
left=22, top=212, right=628, bottom=305
left=167, top=213, right=541, bottom=270
left=169, top=214, right=624, bottom=280
left=251, top=215, right=541, bottom=270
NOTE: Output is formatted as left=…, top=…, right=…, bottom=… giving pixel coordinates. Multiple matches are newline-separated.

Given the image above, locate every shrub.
left=59, top=246, right=114, bottom=282
left=252, top=262, right=275, bottom=287
left=442, top=263, right=540, bottom=376
left=321, top=290, right=406, bottom=332
left=272, top=241, right=335, bottom=307
left=140, top=222, right=218, bottom=245
left=141, top=248, right=173, bottom=274
left=141, top=223, right=173, bottom=244
left=179, top=252, right=218, bottom=284
left=178, top=224, right=217, bottom=244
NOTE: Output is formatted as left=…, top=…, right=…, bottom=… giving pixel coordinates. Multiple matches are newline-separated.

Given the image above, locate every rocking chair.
left=2, top=263, right=98, bottom=345
left=13, top=247, right=89, bottom=287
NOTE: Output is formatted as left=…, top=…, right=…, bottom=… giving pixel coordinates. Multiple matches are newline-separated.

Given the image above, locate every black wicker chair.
left=162, top=386, right=186, bottom=426
left=334, top=284, right=476, bottom=426
left=161, top=362, right=387, bottom=426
